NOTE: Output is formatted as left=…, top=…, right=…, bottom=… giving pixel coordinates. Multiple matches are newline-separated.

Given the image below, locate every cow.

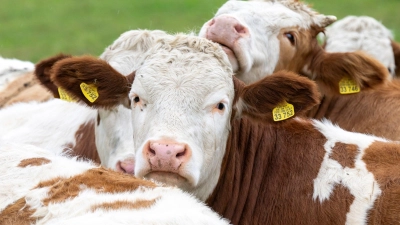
left=49, top=33, right=400, bottom=224
left=0, top=30, right=173, bottom=174
left=322, top=15, right=398, bottom=77
left=0, top=142, right=230, bottom=225
left=0, top=56, right=34, bottom=91
left=198, top=0, right=400, bottom=141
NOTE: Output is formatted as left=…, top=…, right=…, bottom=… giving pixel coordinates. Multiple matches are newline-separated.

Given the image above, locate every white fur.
left=0, top=142, right=230, bottom=225
left=324, top=16, right=395, bottom=77
left=312, top=119, right=384, bottom=225
left=125, top=34, right=233, bottom=201
left=198, top=0, right=336, bottom=84
left=0, top=99, right=133, bottom=171
left=0, top=56, right=34, bottom=92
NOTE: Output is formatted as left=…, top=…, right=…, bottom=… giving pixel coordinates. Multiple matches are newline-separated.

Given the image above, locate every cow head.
left=323, top=16, right=396, bottom=77
left=34, top=30, right=171, bottom=174
left=199, top=0, right=388, bottom=94
left=50, top=33, right=319, bottom=201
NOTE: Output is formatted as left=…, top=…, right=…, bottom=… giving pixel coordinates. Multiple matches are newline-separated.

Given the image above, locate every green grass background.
left=1, top=0, right=399, bottom=63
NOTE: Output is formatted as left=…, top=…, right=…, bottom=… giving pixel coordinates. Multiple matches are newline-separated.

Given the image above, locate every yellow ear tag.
left=339, top=77, right=360, bottom=94
left=80, top=82, right=99, bottom=103
left=58, top=87, right=75, bottom=102
left=272, top=101, right=295, bottom=122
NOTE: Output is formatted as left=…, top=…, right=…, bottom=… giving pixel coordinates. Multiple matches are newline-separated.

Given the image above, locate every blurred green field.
left=0, top=0, right=399, bottom=63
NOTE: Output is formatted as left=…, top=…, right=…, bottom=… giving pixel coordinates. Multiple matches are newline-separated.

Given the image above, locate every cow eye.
left=134, top=96, right=140, bottom=103
left=217, top=103, right=225, bottom=110
left=388, top=68, right=392, bottom=74
left=285, top=33, right=295, bottom=45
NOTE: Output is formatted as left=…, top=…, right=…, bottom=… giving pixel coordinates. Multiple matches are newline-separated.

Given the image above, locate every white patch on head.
left=130, top=34, right=233, bottom=201
left=324, top=16, right=395, bottom=77
left=312, top=119, right=384, bottom=225
left=198, top=0, right=336, bottom=84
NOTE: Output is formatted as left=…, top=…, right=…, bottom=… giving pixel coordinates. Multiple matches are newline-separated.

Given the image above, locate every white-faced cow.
left=0, top=30, right=173, bottom=174
left=322, top=15, right=398, bottom=77
left=50, top=33, right=400, bottom=224
left=0, top=142, right=230, bottom=225
left=198, top=0, right=400, bottom=141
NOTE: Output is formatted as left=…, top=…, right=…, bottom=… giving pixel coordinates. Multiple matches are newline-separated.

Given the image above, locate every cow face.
left=129, top=41, right=235, bottom=200
left=50, top=33, right=319, bottom=201
left=199, top=0, right=336, bottom=84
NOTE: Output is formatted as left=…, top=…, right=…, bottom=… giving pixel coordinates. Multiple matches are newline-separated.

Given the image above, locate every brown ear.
left=51, top=55, right=132, bottom=108
left=310, top=51, right=389, bottom=94
left=234, top=70, right=320, bottom=123
left=34, top=54, right=72, bottom=98
left=392, top=40, right=400, bottom=78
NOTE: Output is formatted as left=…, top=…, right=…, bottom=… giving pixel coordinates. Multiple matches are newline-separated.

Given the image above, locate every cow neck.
left=308, top=82, right=400, bottom=141
left=207, top=118, right=357, bottom=225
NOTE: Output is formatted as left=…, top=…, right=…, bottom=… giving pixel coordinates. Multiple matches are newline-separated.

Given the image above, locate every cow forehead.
left=217, top=0, right=325, bottom=30
left=131, top=35, right=234, bottom=101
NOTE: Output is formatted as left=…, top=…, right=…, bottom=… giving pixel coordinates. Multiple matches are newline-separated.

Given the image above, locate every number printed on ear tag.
left=339, top=77, right=360, bottom=94
left=58, top=87, right=75, bottom=102
left=272, top=101, right=295, bottom=122
left=80, top=82, right=99, bottom=103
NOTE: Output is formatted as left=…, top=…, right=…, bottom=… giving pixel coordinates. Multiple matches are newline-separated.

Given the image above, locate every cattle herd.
left=1, top=0, right=400, bottom=224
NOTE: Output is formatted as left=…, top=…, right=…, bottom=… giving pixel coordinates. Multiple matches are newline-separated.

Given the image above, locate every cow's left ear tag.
left=80, top=82, right=99, bottom=103
left=58, top=87, right=75, bottom=102
left=272, top=101, right=295, bottom=122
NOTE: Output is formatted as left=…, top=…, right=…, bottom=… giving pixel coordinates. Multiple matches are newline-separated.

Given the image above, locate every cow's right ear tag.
left=80, top=82, right=99, bottom=103
left=339, top=77, right=360, bottom=94
left=58, top=87, right=75, bottom=102
left=272, top=101, right=295, bottom=122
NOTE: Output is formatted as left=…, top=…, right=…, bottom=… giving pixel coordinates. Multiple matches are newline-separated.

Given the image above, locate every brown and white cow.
left=198, top=0, right=400, bottom=141
left=50, top=34, right=400, bottom=224
left=0, top=142, right=230, bottom=225
left=322, top=15, right=399, bottom=77
left=0, top=30, right=172, bottom=174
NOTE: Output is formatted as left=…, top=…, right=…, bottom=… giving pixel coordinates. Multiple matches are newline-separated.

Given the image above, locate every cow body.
left=0, top=142, right=229, bottom=225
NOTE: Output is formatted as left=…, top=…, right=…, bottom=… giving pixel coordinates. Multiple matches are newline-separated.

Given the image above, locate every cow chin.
left=220, top=45, right=239, bottom=72
left=145, top=171, right=192, bottom=189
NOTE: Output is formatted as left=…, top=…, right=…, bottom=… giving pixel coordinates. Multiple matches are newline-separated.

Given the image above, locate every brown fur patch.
left=91, top=198, right=159, bottom=212
left=237, top=71, right=320, bottom=124
left=208, top=118, right=355, bottom=224
left=18, top=157, right=51, bottom=167
left=36, top=168, right=157, bottom=206
left=0, top=198, right=36, bottom=225
left=362, top=141, right=400, bottom=224
left=392, top=40, right=400, bottom=78
left=51, top=56, right=131, bottom=108
left=34, top=53, right=72, bottom=98
left=330, top=143, right=358, bottom=168
left=63, top=120, right=101, bottom=164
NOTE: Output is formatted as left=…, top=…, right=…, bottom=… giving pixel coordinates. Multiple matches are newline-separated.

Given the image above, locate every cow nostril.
left=149, top=148, right=156, bottom=156
left=234, top=24, right=246, bottom=34
left=176, top=149, right=186, bottom=158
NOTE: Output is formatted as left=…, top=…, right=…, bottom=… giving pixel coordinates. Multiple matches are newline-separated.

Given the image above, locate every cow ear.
left=51, top=56, right=132, bottom=108
left=34, top=54, right=72, bottom=98
left=392, top=40, right=400, bottom=78
left=310, top=51, right=389, bottom=94
left=234, top=71, right=320, bottom=123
